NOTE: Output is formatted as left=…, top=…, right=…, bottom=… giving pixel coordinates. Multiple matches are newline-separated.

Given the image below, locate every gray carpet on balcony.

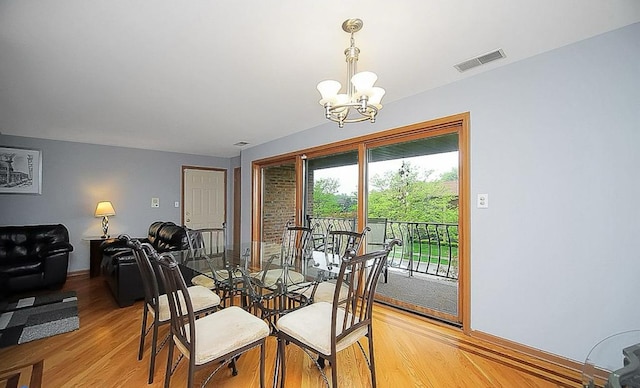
left=375, top=269, right=458, bottom=316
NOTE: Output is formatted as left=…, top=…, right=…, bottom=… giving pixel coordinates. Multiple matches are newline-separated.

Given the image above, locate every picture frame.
left=0, top=146, right=43, bottom=194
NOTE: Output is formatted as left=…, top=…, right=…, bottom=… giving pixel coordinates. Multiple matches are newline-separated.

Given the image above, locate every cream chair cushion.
left=151, top=285, right=221, bottom=322
left=300, top=281, right=349, bottom=304
left=192, top=271, right=243, bottom=290
left=175, top=306, right=270, bottom=365
left=250, top=269, right=305, bottom=289
left=276, top=301, right=367, bottom=355
left=191, top=274, right=216, bottom=289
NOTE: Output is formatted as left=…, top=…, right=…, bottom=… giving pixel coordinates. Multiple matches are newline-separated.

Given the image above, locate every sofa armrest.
left=37, top=242, right=74, bottom=259
left=100, top=237, right=130, bottom=251
left=101, top=237, right=149, bottom=251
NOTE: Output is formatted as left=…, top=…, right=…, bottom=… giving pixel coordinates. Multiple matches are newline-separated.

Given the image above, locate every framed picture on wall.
left=0, top=146, right=43, bottom=194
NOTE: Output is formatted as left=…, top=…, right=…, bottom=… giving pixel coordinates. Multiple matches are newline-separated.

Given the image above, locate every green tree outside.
left=312, top=177, right=357, bottom=218
left=312, top=161, right=458, bottom=224
left=367, top=161, right=458, bottom=224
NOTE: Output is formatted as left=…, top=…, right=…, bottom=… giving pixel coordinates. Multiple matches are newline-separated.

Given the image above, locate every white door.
left=183, top=168, right=226, bottom=230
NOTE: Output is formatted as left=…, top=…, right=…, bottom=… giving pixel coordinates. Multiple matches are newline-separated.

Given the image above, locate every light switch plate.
left=174, top=201, right=179, bottom=208
left=151, top=198, right=160, bottom=208
left=477, top=194, right=489, bottom=208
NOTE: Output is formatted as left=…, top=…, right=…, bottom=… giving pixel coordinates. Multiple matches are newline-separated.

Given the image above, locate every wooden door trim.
left=233, top=167, right=241, bottom=257
left=252, top=112, right=468, bottom=165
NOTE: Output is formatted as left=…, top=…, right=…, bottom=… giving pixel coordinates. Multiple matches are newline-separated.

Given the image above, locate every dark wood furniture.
left=87, top=238, right=105, bottom=278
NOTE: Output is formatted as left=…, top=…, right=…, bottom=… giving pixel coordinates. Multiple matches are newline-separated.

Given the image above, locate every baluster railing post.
left=445, top=225, right=453, bottom=278
left=408, top=223, right=414, bottom=277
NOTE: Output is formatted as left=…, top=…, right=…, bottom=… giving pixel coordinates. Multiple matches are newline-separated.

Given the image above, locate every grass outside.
left=388, top=242, right=459, bottom=278
left=404, top=242, right=458, bottom=263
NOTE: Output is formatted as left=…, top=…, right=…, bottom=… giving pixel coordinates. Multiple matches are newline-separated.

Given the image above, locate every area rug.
left=0, top=290, right=79, bottom=348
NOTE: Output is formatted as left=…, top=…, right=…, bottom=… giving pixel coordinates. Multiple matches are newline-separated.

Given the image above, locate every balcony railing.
left=386, top=221, right=458, bottom=280
left=306, top=216, right=459, bottom=280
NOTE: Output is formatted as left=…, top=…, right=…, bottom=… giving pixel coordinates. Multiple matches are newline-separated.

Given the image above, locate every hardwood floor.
left=0, top=275, right=582, bottom=387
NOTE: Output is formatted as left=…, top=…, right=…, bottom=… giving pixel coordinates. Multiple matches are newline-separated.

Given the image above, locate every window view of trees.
left=312, top=158, right=458, bottom=225
left=312, top=177, right=357, bottom=218
left=369, top=161, right=458, bottom=224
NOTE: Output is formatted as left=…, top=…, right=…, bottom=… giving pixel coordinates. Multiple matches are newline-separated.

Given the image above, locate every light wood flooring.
left=0, top=275, right=583, bottom=387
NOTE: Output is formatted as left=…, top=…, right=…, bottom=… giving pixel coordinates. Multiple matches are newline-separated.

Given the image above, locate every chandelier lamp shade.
left=317, top=18, right=385, bottom=128
left=94, top=201, right=116, bottom=238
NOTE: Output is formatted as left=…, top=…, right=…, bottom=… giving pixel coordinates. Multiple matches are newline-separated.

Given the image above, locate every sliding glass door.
left=252, top=114, right=468, bottom=327
left=366, top=133, right=460, bottom=324
left=303, top=150, right=359, bottom=243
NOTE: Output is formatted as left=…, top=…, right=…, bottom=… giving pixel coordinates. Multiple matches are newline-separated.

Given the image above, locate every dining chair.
left=293, top=226, right=370, bottom=307
left=366, top=218, right=389, bottom=282
left=122, top=236, right=221, bottom=384
left=186, top=225, right=244, bottom=306
left=292, top=226, right=371, bottom=369
left=155, top=251, right=270, bottom=388
left=275, top=239, right=402, bottom=388
left=308, top=227, right=370, bottom=304
left=250, top=221, right=314, bottom=293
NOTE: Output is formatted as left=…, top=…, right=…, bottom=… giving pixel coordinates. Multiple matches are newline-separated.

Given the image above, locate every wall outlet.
left=151, top=198, right=160, bottom=208
left=477, top=194, right=489, bottom=208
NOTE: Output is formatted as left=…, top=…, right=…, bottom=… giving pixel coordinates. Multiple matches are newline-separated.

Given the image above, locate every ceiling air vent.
left=454, top=49, right=506, bottom=72
left=233, top=141, right=249, bottom=147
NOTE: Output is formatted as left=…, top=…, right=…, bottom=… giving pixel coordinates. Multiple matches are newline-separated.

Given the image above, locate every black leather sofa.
left=101, top=221, right=191, bottom=307
left=0, top=224, right=73, bottom=295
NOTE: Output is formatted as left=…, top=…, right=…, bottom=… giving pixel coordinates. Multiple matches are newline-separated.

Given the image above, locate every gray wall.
left=0, top=135, right=232, bottom=272
left=240, top=23, right=640, bottom=364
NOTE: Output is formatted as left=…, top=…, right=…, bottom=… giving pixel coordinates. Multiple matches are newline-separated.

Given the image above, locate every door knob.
left=186, top=218, right=191, bottom=222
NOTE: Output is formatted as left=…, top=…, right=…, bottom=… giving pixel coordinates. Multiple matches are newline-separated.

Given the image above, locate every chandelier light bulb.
left=369, top=87, right=386, bottom=109
left=317, top=80, right=342, bottom=105
left=351, top=71, right=378, bottom=96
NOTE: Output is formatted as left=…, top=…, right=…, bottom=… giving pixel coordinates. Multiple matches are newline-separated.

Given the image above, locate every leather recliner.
left=0, top=224, right=74, bottom=295
left=101, top=221, right=190, bottom=307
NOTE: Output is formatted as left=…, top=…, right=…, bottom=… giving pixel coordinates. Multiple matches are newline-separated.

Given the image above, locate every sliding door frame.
left=252, top=112, right=470, bottom=331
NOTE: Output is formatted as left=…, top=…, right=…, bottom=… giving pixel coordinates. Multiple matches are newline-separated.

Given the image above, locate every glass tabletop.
left=171, top=243, right=327, bottom=293
left=582, top=330, right=640, bottom=387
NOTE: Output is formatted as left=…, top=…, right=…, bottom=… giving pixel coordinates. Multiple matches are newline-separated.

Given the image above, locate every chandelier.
left=317, top=18, right=385, bottom=128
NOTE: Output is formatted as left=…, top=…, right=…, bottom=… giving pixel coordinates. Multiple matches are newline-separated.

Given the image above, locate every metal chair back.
left=155, top=252, right=197, bottom=356
left=324, top=227, right=370, bottom=269
left=332, top=239, right=401, bottom=343
left=121, top=236, right=169, bottom=384
left=279, top=221, right=314, bottom=272
left=187, top=224, right=226, bottom=258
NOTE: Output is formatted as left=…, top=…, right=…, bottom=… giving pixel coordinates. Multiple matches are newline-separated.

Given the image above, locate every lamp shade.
left=317, top=80, right=342, bottom=104
left=351, top=71, right=378, bottom=95
left=94, top=201, right=116, bottom=217
left=369, top=87, right=386, bottom=108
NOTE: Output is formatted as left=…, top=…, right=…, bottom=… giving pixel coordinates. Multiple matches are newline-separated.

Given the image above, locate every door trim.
left=233, top=167, right=241, bottom=258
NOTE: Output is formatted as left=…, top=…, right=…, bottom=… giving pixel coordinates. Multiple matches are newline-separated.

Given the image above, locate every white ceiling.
left=1, top=1, right=639, bottom=157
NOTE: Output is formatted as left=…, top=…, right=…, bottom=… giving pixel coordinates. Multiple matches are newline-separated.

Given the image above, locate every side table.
left=84, top=237, right=108, bottom=278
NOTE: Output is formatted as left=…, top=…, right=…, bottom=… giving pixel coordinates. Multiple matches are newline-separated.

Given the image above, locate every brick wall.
left=262, top=164, right=296, bottom=257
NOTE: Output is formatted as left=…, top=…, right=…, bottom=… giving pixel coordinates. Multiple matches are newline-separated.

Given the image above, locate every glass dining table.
left=582, top=330, right=640, bottom=388
left=172, top=242, right=339, bottom=329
